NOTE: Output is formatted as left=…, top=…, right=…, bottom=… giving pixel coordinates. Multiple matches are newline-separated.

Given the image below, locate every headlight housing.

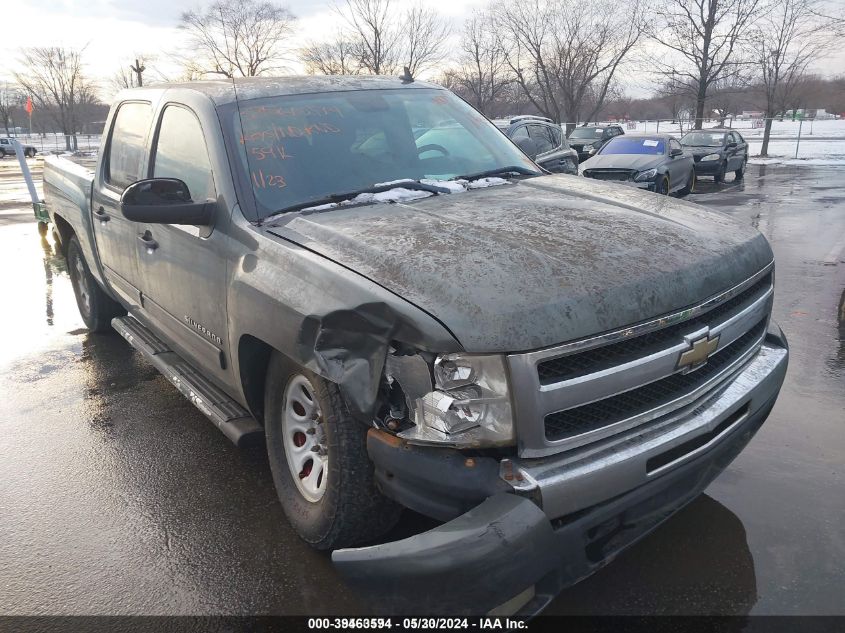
left=398, top=353, right=515, bottom=448
left=701, top=153, right=720, bottom=161
left=634, top=168, right=657, bottom=181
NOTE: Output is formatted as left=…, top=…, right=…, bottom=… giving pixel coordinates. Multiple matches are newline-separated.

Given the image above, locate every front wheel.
left=67, top=236, right=124, bottom=332
left=655, top=174, right=670, bottom=195
left=715, top=161, right=727, bottom=183
left=264, top=356, right=401, bottom=550
left=679, top=170, right=696, bottom=196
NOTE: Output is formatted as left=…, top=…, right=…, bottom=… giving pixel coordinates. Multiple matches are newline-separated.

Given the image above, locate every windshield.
left=227, top=88, right=537, bottom=218
left=569, top=127, right=604, bottom=139
left=681, top=132, right=726, bottom=147
left=599, top=137, right=665, bottom=155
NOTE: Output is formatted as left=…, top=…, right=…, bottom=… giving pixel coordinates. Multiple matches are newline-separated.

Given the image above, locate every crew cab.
left=43, top=77, right=788, bottom=615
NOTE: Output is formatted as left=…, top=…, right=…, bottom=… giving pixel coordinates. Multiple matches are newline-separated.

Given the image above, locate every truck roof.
left=118, top=75, right=442, bottom=106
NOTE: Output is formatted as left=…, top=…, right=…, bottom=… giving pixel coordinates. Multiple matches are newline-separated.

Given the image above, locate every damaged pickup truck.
left=43, top=77, right=788, bottom=615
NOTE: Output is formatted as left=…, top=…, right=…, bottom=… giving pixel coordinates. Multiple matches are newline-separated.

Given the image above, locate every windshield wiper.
left=261, top=179, right=451, bottom=222
left=449, top=165, right=539, bottom=182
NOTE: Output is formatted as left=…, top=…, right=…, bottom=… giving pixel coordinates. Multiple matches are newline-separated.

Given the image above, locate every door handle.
left=94, top=206, right=110, bottom=222
left=138, top=231, right=159, bottom=252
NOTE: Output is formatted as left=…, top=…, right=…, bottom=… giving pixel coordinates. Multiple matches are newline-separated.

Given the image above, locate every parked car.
left=680, top=129, right=748, bottom=182
left=580, top=134, right=696, bottom=195
left=493, top=115, right=578, bottom=174
left=41, top=77, right=787, bottom=615
left=0, top=137, right=37, bottom=158
left=567, top=124, right=624, bottom=162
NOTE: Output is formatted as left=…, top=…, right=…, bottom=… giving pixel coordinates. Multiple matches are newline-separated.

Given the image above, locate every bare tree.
left=14, top=47, right=95, bottom=150
left=496, top=0, right=643, bottom=129
left=0, top=84, right=22, bottom=136
left=449, top=13, right=513, bottom=115
left=403, top=3, right=451, bottom=77
left=335, top=0, right=400, bottom=75
left=180, top=0, right=297, bottom=78
left=750, top=0, right=832, bottom=155
left=649, top=0, right=764, bottom=129
left=300, top=39, right=362, bottom=75
left=709, top=73, right=751, bottom=124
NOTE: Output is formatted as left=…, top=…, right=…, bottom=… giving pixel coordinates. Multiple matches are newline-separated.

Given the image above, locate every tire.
left=25, top=148, right=36, bottom=158
left=679, top=170, right=696, bottom=196
left=37, top=221, right=49, bottom=236
left=67, top=236, right=124, bottom=332
left=0, top=148, right=5, bottom=158
left=715, top=161, right=727, bottom=183
left=264, top=355, right=401, bottom=550
left=656, top=174, right=670, bottom=195
left=735, top=158, right=746, bottom=179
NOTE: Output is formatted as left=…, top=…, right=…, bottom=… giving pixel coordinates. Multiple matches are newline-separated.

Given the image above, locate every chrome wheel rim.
left=281, top=374, right=328, bottom=502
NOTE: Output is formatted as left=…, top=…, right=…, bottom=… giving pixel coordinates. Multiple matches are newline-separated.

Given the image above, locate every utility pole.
left=130, top=58, right=145, bottom=87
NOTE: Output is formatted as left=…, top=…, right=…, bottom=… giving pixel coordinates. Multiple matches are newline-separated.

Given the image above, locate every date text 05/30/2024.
left=307, top=618, right=529, bottom=630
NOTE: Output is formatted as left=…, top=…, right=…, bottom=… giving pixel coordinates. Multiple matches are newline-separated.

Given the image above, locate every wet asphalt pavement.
left=0, top=160, right=843, bottom=616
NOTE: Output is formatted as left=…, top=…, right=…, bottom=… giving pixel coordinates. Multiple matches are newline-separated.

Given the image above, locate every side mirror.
left=726, top=141, right=737, bottom=149
left=514, top=136, right=539, bottom=160
left=120, top=178, right=214, bottom=225
left=670, top=147, right=684, bottom=157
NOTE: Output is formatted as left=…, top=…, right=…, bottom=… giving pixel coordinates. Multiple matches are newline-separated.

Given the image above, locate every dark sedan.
left=680, top=129, right=748, bottom=182
left=580, top=134, right=696, bottom=195
left=568, top=124, right=625, bottom=162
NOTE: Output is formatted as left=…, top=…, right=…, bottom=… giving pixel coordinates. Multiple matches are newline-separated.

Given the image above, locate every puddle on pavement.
left=0, top=223, right=85, bottom=370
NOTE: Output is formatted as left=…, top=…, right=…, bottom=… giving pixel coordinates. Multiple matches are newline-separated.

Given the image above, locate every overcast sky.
left=2, top=0, right=843, bottom=101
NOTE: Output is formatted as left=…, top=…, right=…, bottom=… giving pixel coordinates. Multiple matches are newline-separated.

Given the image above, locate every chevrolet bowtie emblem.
left=677, top=330, right=720, bottom=373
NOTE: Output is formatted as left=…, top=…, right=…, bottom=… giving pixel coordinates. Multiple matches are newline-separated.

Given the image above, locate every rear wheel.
left=735, top=158, right=747, bottom=179
left=25, top=148, right=36, bottom=158
left=264, top=355, right=401, bottom=550
left=67, top=236, right=124, bottom=332
left=715, top=161, right=727, bottom=183
left=679, top=170, right=696, bottom=196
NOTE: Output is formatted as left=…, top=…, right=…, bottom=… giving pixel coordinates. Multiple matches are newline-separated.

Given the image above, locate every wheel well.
left=52, top=214, right=74, bottom=256
left=238, top=335, right=274, bottom=425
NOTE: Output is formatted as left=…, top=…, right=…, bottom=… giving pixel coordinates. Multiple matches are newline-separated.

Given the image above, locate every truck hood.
left=266, top=175, right=772, bottom=352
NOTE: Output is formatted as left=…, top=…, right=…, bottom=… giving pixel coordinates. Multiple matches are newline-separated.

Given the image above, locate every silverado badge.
left=677, top=330, right=720, bottom=373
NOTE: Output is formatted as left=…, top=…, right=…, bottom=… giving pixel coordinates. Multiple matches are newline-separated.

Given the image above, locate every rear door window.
left=107, top=102, right=152, bottom=190
left=528, top=124, right=554, bottom=154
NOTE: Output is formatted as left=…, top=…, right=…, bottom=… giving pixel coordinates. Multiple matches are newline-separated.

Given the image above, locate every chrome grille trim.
left=507, top=263, right=774, bottom=458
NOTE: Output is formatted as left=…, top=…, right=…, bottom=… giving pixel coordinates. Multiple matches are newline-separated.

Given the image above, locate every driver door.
left=133, top=103, right=231, bottom=384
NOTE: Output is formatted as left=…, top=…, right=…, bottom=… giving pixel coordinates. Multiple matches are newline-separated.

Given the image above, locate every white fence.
left=4, top=133, right=102, bottom=154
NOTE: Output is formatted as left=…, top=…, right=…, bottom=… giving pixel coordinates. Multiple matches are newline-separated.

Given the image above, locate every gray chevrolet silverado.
left=43, top=76, right=788, bottom=615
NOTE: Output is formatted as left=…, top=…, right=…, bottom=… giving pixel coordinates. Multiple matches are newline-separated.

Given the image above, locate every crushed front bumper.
left=333, top=327, right=788, bottom=615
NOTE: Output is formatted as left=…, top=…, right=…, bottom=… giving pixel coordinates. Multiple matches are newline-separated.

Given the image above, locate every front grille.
left=537, top=272, right=772, bottom=385
left=583, top=169, right=634, bottom=181
left=543, top=319, right=766, bottom=442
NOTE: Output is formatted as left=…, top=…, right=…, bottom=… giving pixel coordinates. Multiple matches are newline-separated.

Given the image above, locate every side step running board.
left=112, top=316, right=264, bottom=447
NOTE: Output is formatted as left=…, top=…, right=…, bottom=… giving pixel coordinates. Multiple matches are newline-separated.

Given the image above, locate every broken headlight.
left=398, top=353, right=515, bottom=448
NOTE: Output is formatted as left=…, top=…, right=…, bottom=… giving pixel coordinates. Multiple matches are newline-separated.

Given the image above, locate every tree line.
left=5, top=0, right=840, bottom=156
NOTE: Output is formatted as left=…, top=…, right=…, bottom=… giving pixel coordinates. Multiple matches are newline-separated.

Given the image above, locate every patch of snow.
left=297, top=176, right=511, bottom=213
left=352, top=188, right=434, bottom=204
left=420, top=178, right=466, bottom=192
left=746, top=139, right=845, bottom=164
left=466, top=177, right=510, bottom=189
